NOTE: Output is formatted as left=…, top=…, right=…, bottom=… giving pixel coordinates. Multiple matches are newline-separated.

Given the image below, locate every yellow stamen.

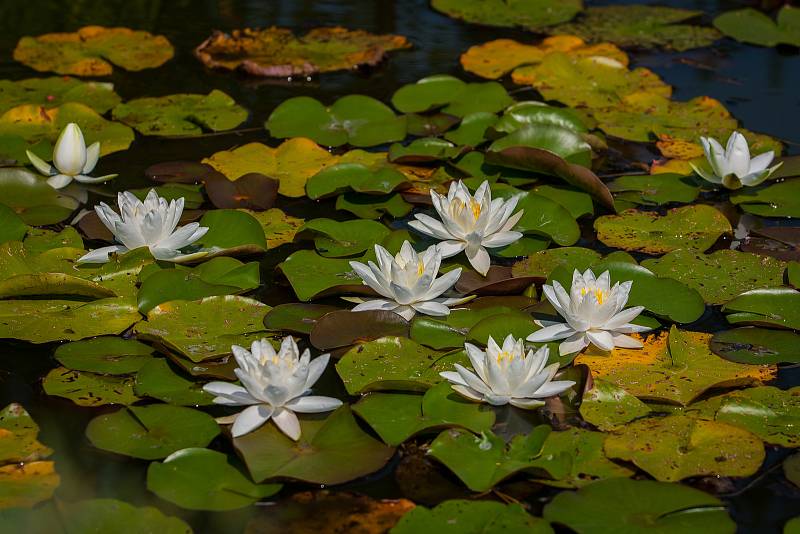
left=496, top=350, right=515, bottom=363
left=470, top=200, right=482, bottom=220
left=417, top=260, right=425, bottom=277
left=595, top=289, right=605, bottom=305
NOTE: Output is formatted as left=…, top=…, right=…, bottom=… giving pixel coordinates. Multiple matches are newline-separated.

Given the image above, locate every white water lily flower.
left=527, top=269, right=652, bottom=356
left=77, top=189, right=208, bottom=263
left=26, top=123, right=117, bottom=189
left=348, top=241, right=471, bottom=321
left=440, top=334, right=575, bottom=409
left=408, top=180, right=523, bottom=276
left=203, top=336, right=341, bottom=440
left=691, top=131, right=783, bottom=189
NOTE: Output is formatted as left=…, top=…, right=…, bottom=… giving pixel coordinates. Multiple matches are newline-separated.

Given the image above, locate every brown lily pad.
left=309, top=310, right=410, bottom=350
left=455, top=265, right=538, bottom=295
left=195, top=27, right=410, bottom=77
left=204, top=172, right=278, bottom=210
left=145, top=161, right=223, bottom=184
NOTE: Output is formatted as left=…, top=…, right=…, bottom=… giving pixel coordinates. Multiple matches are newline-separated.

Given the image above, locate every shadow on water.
left=0, top=0, right=798, bottom=532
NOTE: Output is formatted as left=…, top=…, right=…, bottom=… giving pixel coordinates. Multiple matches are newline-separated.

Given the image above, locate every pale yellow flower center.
left=417, top=260, right=425, bottom=277
left=470, top=200, right=482, bottom=220
left=496, top=350, right=516, bottom=363
left=581, top=287, right=605, bottom=305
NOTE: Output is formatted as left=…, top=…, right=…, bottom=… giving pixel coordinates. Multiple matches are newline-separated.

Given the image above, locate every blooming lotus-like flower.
left=348, top=241, right=470, bottom=321
left=527, top=269, right=651, bottom=356
left=77, top=189, right=208, bottom=263
left=440, top=335, right=575, bottom=409
left=691, top=131, right=782, bottom=189
left=26, top=123, right=117, bottom=189
left=409, top=180, right=523, bottom=276
left=203, top=336, right=342, bottom=440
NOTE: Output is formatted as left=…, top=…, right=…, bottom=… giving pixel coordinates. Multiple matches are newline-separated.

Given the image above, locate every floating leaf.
left=575, top=328, right=776, bottom=406
left=134, top=359, right=214, bottom=406
left=42, top=367, right=139, bottom=407
left=353, top=382, right=495, bottom=446
left=300, top=218, right=390, bottom=258
left=54, top=336, right=155, bottom=374
left=443, top=112, right=498, bottom=146
left=263, top=303, right=339, bottom=335
left=604, top=414, right=764, bottom=482
left=511, top=246, right=601, bottom=279
left=549, top=6, right=721, bottom=51
left=579, top=379, right=652, bottom=431
left=607, top=173, right=699, bottom=207
left=134, top=296, right=273, bottom=363
left=0, top=77, right=120, bottom=115
left=266, top=95, right=406, bottom=147
left=714, top=6, right=800, bottom=48
left=234, top=406, right=394, bottom=485
left=0, top=168, right=79, bottom=224
left=336, top=192, right=413, bottom=219
left=431, top=0, right=583, bottom=31
left=543, top=478, right=735, bottom=533
left=57, top=498, right=192, bottom=534
left=86, top=404, right=219, bottom=459
left=785, top=454, right=800, bottom=488
left=722, top=288, right=800, bottom=330
left=243, top=208, right=304, bottom=249
left=711, top=328, right=800, bottom=365
left=730, top=178, right=800, bottom=218
left=0, top=207, right=28, bottom=247
left=198, top=209, right=268, bottom=256
left=0, top=462, right=59, bottom=510
left=336, top=336, right=469, bottom=394
left=392, top=500, right=553, bottom=534
left=306, top=161, right=408, bottom=200
left=389, top=138, right=463, bottom=164
left=0, top=404, right=52, bottom=464
left=194, top=27, right=410, bottom=76
left=278, top=249, right=371, bottom=301
left=410, top=303, right=532, bottom=350
left=13, top=26, right=174, bottom=75
left=147, top=448, right=280, bottom=511
left=310, top=310, right=409, bottom=351
left=641, top=250, right=786, bottom=305
left=493, top=187, right=580, bottom=246
left=391, top=75, right=466, bottom=113
left=594, top=205, right=732, bottom=254
left=204, top=172, right=278, bottom=210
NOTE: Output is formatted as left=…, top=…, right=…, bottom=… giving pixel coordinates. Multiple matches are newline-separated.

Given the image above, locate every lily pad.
left=722, top=288, right=800, bottom=330
left=234, top=406, right=394, bottom=485
left=54, top=336, right=155, bottom=375
left=263, top=303, right=339, bottom=335
left=730, top=178, right=800, bottom=218
left=86, top=404, right=219, bottom=460
left=0, top=77, right=120, bottom=115
left=389, top=138, right=463, bottom=164
left=194, top=26, right=410, bottom=76
left=549, top=6, right=721, bottom=51
left=300, top=218, right=390, bottom=257
left=266, top=95, right=406, bottom=147
left=392, top=500, right=553, bottom=534
left=543, top=477, right=735, bottom=533
left=594, top=205, right=732, bottom=254
left=0, top=404, right=52, bottom=464
left=431, top=0, right=583, bottom=31
left=604, top=414, right=764, bottom=482
left=579, top=379, right=652, bottom=431
left=353, top=382, right=495, bottom=446
left=336, top=193, right=413, bottom=220
left=134, top=359, right=214, bottom=406
left=711, top=328, right=800, bottom=365
left=336, top=336, right=469, bottom=394
left=443, top=112, right=498, bottom=146
left=198, top=209, right=268, bottom=256
left=57, top=498, right=192, bottom=534
left=310, top=310, right=409, bottom=350
left=607, top=173, right=699, bottom=207
left=511, top=246, right=601, bottom=279
left=134, top=296, right=273, bottom=363
left=0, top=168, right=79, bottom=224
left=243, top=208, right=304, bottom=250
left=391, top=75, right=467, bottom=113
left=13, top=26, right=174, bottom=75
left=494, top=188, right=579, bottom=246
left=278, top=249, right=372, bottom=301
left=575, top=328, right=776, bottom=406
left=147, top=447, right=281, bottom=511
left=42, top=367, right=139, bottom=407
left=410, top=304, right=532, bottom=349
left=785, top=454, right=800, bottom=488
left=714, top=6, right=800, bottom=48
left=306, top=161, right=408, bottom=200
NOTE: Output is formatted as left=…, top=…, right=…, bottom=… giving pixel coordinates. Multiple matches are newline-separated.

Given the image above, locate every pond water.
left=0, top=0, right=798, bottom=533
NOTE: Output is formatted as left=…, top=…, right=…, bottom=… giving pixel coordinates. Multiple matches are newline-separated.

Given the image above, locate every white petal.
left=409, top=214, right=454, bottom=240
left=612, top=333, right=644, bottom=348
left=451, top=384, right=485, bottom=403
left=53, top=123, right=86, bottom=175
left=26, top=150, right=55, bottom=176
left=466, top=245, right=491, bottom=276
left=77, top=245, right=127, bottom=264
left=410, top=300, right=451, bottom=316
left=527, top=323, right=575, bottom=342
left=727, top=131, right=751, bottom=178
left=46, top=174, right=73, bottom=189
left=586, top=330, right=615, bottom=351
left=481, top=230, right=522, bottom=248
left=73, top=173, right=117, bottom=184
left=285, top=395, right=342, bottom=413
left=304, top=353, right=330, bottom=389
left=272, top=408, right=301, bottom=441
left=423, top=268, right=461, bottom=300
left=747, top=151, right=774, bottom=174
left=352, top=299, right=399, bottom=312
left=603, top=306, right=646, bottom=330
left=82, top=142, right=101, bottom=174
left=436, top=240, right=466, bottom=258
left=508, top=398, right=545, bottom=409
left=231, top=405, right=273, bottom=437
left=559, top=333, right=589, bottom=356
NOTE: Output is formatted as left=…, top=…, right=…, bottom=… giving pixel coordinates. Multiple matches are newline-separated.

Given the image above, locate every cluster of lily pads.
left=1, top=3, right=800, bottom=533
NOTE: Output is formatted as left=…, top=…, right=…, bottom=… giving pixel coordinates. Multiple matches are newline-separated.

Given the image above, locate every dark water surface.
left=0, top=0, right=798, bottom=532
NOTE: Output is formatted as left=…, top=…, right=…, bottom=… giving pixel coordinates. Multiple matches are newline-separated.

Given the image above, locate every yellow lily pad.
left=0, top=461, right=59, bottom=509
left=14, top=26, right=173, bottom=76
left=238, top=208, right=304, bottom=249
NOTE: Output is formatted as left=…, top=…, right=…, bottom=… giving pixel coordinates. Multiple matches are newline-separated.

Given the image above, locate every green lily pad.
left=722, top=288, right=800, bottom=330
left=0, top=404, right=52, bottom=464
left=391, top=500, right=553, bottom=534
left=465, top=312, right=538, bottom=346
left=490, top=124, right=591, bottom=167
left=56, top=498, right=192, bottom=534
left=594, top=205, right=732, bottom=254
left=493, top=189, right=579, bottom=246
left=604, top=414, right=764, bottom=482
left=441, top=82, right=514, bottom=118
left=234, top=406, right=394, bottom=485
left=147, top=447, right=281, bottom=511
left=0, top=460, right=59, bottom=510
left=86, top=404, right=219, bottom=460
left=531, top=184, right=594, bottom=219
left=198, top=209, right=268, bottom=256
left=336, top=193, right=413, bottom=220
left=730, top=178, right=800, bottom=218
left=428, top=426, right=555, bottom=492
left=112, top=90, right=247, bottom=136
left=543, top=478, right=735, bottom=533
left=134, top=296, right=273, bottom=363
left=575, top=328, right=776, bottom=406
left=306, top=162, right=409, bottom=200
left=262, top=303, right=339, bottom=335
left=22, top=227, right=83, bottom=253
left=549, top=6, right=721, bottom=51
left=444, top=112, right=499, bottom=146
left=493, top=102, right=588, bottom=136
left=42, top=367, right=139, bottom=407
left=0, top=169, right=79, bottom=224
left=54, top=336, right=155, bottom=375
left=431, top=0, right=583, bottom=31
left=410, top=304, right=531, bottom=349
left=511, top=246, right=601, bottom=279
left=608, top=173, right=699, bottom=207
left=391, top=75, right=466, bottom=113
left=579, top=379, right=652, bottom=431
left=194, top=26, right=409, bottom=76
left=300, top=218, right=390, bottom=257
left=266, top=95, right=406, bottom=147
left=711, top=328, right=800, bottom=365
left=336, top=337, right=470, bottom=394
left=310, top=310, right=409, bottom=350
left=278, top=249, right=370, bottom=301
left=389, top=138, right=463, bottom=163
left=138, top=257, right=260, bottom=314
left=0, top=207, right=28, bottom=246
left=130, top=184, right=205, bottom=209
left=0, top=102, right=133, bottom=162
left=714, top=6, right=800, bottom=48
left=77, top=248, right=158, bottom=298
left=0, top=77, right=120, bottom=115
left=0, top=296, right=140, bottom=343
left=134, top=359, right=214, bottom=406
left=13, top=26, right=174, bottom=76
left=353, top=382, right=495, bottom=446
left=785, top=453, right=800, bottom=488
left=242, top=208, right=304, bottom=250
